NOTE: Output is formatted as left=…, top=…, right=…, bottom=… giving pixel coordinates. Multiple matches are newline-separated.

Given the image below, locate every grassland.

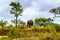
left=0, top=25, right=60, bottom=40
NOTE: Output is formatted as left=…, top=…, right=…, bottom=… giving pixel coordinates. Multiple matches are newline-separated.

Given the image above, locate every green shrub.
left=8, top=28, right=20, bottom=39
left=52, top=23, right=60, bottom=32
left=0, top=29, right=9, bottom=35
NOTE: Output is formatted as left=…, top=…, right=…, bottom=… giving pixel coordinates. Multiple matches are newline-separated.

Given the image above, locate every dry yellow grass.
left=0, top=36, right=8, bottom=39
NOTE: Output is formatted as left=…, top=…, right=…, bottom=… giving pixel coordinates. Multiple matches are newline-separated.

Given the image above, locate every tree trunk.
left=16, top=17, right=18, bottom=27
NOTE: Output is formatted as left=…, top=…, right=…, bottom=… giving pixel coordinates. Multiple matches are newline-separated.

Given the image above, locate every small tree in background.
left=34, top=18, right=53, bottom=26
left=49, top=8, right=57, bottom=17
left=10, top=2, right=23, bottom=27
left=0, top=20, right=7, bottom=28
left=49, top=7, right=60, bottom=18
left=18, top=21, right=26, bottom=26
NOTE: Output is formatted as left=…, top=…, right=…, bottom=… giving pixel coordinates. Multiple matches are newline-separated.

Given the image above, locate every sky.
left=0, top=0, right=60, bottom=24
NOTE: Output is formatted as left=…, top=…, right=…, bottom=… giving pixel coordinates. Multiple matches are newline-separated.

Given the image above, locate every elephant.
left=27, top=20, right=33, bottom=27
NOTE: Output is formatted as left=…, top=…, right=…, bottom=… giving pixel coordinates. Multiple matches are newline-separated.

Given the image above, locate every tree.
left=11, top=19, right=26, bottom=26
left=34, top=18, right=53, bottom=26
left=18, top=21, right=26, bottom=26
left=49, top=8, right=58, bottom=17
left=49, top=7, right=60, bottom=17
left=0, top=20, right=7, bottom=28
left=57, top=7, right=60, bottom=15
left=10, top=2, right=23, bottom=27
left=11, top=19, right=20, bottom=26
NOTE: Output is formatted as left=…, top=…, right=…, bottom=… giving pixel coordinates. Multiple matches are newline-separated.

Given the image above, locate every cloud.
left=20, top=0, right=60, bottom=24
left=18, top=0, right=60, bottom=11
left=33, top=0, right=60, bottom=11
left=19, top=0, right=32, bottom=9
left=0, top=0, right=60, bottom=24
left=20, top=1, right=54, bottom=22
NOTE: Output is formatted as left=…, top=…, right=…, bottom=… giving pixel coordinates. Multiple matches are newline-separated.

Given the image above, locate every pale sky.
left=0, top=0, right=60, bottom=24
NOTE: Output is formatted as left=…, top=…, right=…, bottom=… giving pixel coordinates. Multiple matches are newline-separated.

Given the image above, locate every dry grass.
left=0, top=36, right=8, bottom=39
left=0, top=26, right=60, bottom=40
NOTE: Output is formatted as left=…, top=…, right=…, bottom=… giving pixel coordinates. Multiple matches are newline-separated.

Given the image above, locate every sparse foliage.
left=10, top=2, right=23, bottom=27
left=49, top=7, right=60, bottom=17
left=11, top=19, right=26, bottom=26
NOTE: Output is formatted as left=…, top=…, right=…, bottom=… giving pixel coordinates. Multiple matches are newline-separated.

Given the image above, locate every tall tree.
left=10, top=2, right=23, bottom=27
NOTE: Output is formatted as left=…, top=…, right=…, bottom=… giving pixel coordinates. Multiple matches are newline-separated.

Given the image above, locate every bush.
left=0, top=29, right=9, bottom=35
left=8, top=27, right=21, bottom=39
left=51, top=23, right=60, bottom=32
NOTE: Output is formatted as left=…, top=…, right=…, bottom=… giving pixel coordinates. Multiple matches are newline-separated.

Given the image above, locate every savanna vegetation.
left=0, top=1, right=60, bottom=40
